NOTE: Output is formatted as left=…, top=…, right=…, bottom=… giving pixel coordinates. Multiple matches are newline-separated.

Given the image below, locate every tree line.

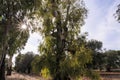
left=13, top=40, right=120, bottom=80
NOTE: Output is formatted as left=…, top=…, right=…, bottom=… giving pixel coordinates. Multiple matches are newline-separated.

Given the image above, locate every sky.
left=82, top=0, right=120, bottom=50
left=20, top=32, right=41, bottom=54
left=21, top=0, right=120, bottom=55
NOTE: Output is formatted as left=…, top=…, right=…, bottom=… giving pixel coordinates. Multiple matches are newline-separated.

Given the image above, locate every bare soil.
left=6, top=72, right=45, bottom=80
left=6, top=72, right=120, bottom=80
left=100, top=72, right=120, bottom=80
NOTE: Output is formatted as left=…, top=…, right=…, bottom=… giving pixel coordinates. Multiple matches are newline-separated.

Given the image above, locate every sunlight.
left=21, top=24, right=27, bottom=30
left=18, top=23, right=28, bottom=32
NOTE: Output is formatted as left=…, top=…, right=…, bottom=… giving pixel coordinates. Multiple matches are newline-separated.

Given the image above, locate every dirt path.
left=6, top=72, right=45, bottom=80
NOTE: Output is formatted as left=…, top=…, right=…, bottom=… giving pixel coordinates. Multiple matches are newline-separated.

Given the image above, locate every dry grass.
left=6, top=72, right=45, bottom=80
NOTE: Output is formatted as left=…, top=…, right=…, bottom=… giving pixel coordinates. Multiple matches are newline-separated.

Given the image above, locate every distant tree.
left=87, top=39, right=102, bottom=51
left=92, top=52, right=106, bottom=70
left=105, top=50, right=120, bottom=72
left=15, top=52, right=35, bottom=74
left=86, top=40, right=105, bottom=70
left=15, top=53, right=24, bottom=73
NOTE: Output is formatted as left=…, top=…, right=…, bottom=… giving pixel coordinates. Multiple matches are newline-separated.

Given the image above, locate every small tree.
left=105, top=50, right=120, bottom=72
left=86, top=40, right=105, bottom=70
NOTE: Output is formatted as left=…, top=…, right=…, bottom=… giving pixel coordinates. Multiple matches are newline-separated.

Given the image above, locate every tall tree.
left=6, top=25, right=29, bottom=75
left=38, top=0, right=92, bottom=79
left=0, top=0, right=37, bottom=79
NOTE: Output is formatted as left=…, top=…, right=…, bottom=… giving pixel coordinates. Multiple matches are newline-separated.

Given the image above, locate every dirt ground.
left=6, top=72, right=44, bottom=80
left=100, top=72, right=120, bottom=80
left=101, top=77, right=120, bottom=80
left=6, top=72, right=120, bottom=80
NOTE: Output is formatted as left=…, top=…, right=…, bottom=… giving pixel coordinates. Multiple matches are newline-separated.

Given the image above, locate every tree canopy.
left=0, top=0, right=39, bottom=79
left=36, top=0, right=94, bottom=80
left=116, top=4, right=120, bottom=22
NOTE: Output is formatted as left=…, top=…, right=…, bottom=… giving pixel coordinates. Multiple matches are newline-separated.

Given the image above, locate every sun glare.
left=21, top=24, right=27, bottom=30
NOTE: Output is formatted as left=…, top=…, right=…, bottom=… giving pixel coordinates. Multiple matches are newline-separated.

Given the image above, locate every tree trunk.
left=0, top=55, right=6, bottom=80
left=7, top=56, right=12, bottom=75
left=53, top=54, right=61, bottom=80
left=27, top=66, right=31, bottom=74
left=7, top=66, right=12, bottom=75
left=54, top=74, right=61, bottom=80
left=52, top=1, right=69, bottom=80
left=0, top=20, right=9, bottom=79
left=106, top=67, right=111, bottom=72
left=54, top=15, right=62, bottom=80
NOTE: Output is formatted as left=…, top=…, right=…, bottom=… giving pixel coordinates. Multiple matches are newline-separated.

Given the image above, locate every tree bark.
left=7, top=66, right=12, bottom=75
left=0, top=42, right=7, bottom=80
left=7, top=56, right=12, bottom=75
left=0, top=21, right=9, bottom=80
left=0, top=55, right=6, bottom=80
left=52, top=1, right=70, bottom=79
left=106, top=67, right=111, bottom=72
left=27, top=66, right=31, bottom=74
